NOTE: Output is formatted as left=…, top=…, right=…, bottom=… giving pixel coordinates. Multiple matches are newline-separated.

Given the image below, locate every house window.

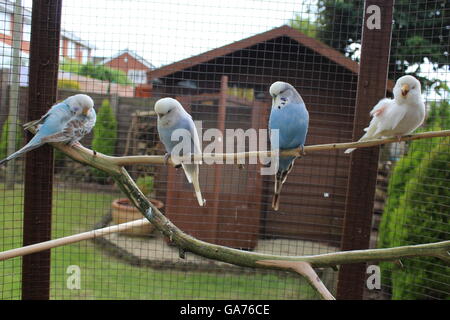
left=22, top=22, right=31, bottom=42
left=128, top=69, right=147, bottom=84
left=81, top=47, right=89, bottom=64
left=0, top=11, right=11, bottom=35
left=68, top=40, right=76, bottom=59
left=59, top=39, right=64, bottom=58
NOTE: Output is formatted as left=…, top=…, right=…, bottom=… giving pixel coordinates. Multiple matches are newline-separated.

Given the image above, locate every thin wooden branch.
left=108, top=129, right=450, bottom=166
left=0, top=218, right=150, bottom=261
left=21, top=126, right=450, bottom=299
left=257, top=260, right=336, bottom=300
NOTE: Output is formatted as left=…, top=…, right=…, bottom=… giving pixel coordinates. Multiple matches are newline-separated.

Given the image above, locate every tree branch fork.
left=15, top=127, right=450, bottom=300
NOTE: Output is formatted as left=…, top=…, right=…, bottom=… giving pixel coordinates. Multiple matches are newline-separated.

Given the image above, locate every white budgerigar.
left=155, top=97, right=205, bottom=206
left=345, top=75, right=425, bottom=154
left=0, top=94, right=96, bottom=165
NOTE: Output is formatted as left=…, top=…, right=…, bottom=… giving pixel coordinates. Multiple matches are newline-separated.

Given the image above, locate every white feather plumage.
left=345, top=75, right=425, bottom=154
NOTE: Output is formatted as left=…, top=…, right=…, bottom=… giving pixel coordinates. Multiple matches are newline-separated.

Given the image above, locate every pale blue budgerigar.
left=269, top=81, right=309, bottom=211
left=155, top=97, right=205, bottom=206
left=0, top=94, right=96, bottom=165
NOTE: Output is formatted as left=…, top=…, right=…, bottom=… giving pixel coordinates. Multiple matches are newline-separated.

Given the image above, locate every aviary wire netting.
left=0, top=0, right=448, bottom=300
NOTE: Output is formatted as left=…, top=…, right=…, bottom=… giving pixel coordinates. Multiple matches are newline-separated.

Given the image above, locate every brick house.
left=0, top=1, right=94, bottom=64
left=101, top=49, right=155, bottom=85
left=59, top=30, right=95, bottom=64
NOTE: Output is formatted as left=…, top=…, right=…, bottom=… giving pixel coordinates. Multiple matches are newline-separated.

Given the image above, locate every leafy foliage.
left=60, top=59, right=133, bottom=86
left=57, top=79, right=81, bottom=90
left=91, top=99, right=118, bottom=180
left=291, top=0, right=449, bottom=77
left=378, top=98, right=450, bottom=299
left=136, top=175, right=154, bottom=196
left=315, top=0, right=363, bottom=58
left=389, top=138, right=450, bottom=299
left=0, top=119, right=24, bottom=160
left=289, top=15, right=319, bottom=39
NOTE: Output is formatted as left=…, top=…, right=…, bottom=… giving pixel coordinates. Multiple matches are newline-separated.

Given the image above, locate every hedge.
left=378, top=99, right=450, bottom=298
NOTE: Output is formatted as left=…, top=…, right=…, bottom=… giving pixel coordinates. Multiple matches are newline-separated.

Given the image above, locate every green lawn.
left=0, top=184, right=318, bottom=300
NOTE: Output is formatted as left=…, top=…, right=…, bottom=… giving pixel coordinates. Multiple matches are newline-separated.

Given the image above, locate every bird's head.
left=269, top=81, right=303, bottom=109
left=66, top=94, right=95, bottom=116
left=393, top=75, right=422, bottom=104
left=154, top=97, right=181, bottom=118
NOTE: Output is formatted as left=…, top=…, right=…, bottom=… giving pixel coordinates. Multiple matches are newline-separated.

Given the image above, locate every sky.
left=30, top=0, right=315, bottom=67
left=20, top=0, right=447, bottom=100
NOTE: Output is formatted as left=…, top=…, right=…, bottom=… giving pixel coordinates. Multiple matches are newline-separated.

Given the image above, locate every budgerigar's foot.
left=163, top=153, right=171, bottom=166
left=70, top=141, right=82, bottom=148
left=396, top=135, right=402, bottom=142
left=299, top=145, right=306, bottom=157
left=179, top=248, right=186, bottom=259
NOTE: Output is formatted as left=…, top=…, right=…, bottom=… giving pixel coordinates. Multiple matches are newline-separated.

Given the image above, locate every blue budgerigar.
left=0, top=94, right=96, bottom=165
left=155, top=97, right=205, bottom=206
left=268, top=81, right=309, bottom=211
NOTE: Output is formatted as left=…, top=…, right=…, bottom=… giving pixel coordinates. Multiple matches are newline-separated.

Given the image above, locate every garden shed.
left=143, top=25, right=394, bottom=247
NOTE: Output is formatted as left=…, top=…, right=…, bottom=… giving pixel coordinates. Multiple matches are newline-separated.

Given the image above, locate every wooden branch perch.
left=84, top=129, right=450, bottom=166
left=0, top=218, right=150, bottom=261
left=18, top=126, right=450, bottom=300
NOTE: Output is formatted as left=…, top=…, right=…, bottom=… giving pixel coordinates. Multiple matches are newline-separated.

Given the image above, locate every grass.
left=0, top=183, right=318, bottom=300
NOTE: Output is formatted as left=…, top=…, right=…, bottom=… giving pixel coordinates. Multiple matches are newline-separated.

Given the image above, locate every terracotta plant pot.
left=111, top=198, right=164, bottom=236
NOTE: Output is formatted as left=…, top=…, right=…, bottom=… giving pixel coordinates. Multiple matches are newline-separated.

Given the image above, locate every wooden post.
left=22, top=0, right=62, bottom=300
left=337, top=0, right=394, bottom=300
left=5, top=0, right=24, bottom=188
left=211, top=75, right=228, bottom=242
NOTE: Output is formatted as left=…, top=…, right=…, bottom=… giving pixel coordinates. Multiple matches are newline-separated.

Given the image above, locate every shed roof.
left=148, top=25, right=394, bottom=91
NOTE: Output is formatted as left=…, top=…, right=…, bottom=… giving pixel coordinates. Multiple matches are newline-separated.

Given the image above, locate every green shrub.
left=378, top=98, right=450, bottom=298
left=59, top=58, right=83, bottom=74
left=58, top=79, right=81, bottom=90
left=91, top=99, right=117, bottom=181
left=0, top=119, right=24, bottom=160
left=388, top=137, right=450, bottom=299
left=136, top=176, right=154, bottom=196
left=60, top=59, right=133, bottom=86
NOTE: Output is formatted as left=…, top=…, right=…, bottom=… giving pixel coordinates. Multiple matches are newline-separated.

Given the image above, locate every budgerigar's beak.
left=82, top=107, right=90, bottom=116
left=401, top=84, right=410, bottom=97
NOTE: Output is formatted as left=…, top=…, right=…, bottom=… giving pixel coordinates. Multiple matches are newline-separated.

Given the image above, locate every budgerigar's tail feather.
left=0, top=140, right=42, bottom=165
left=182, top=163, right=205, bottom=206
left=345, top=119, right=382, bottom=154
left=272, top=180, right=282, bottom=211
left=181, top=164, right=193, bottom=183
left=272, top=159, right=295, bottom=211
left=23, top=119, right=41, bottom=130
left=344, top=147, right=356, bottom=154
left=344, top=132, right=371, bottom=154
left=23, top=112, right=51, bottom=131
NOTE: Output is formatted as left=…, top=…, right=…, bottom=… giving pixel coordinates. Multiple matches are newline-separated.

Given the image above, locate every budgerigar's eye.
left=412, top=86, right=416, bottom=89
